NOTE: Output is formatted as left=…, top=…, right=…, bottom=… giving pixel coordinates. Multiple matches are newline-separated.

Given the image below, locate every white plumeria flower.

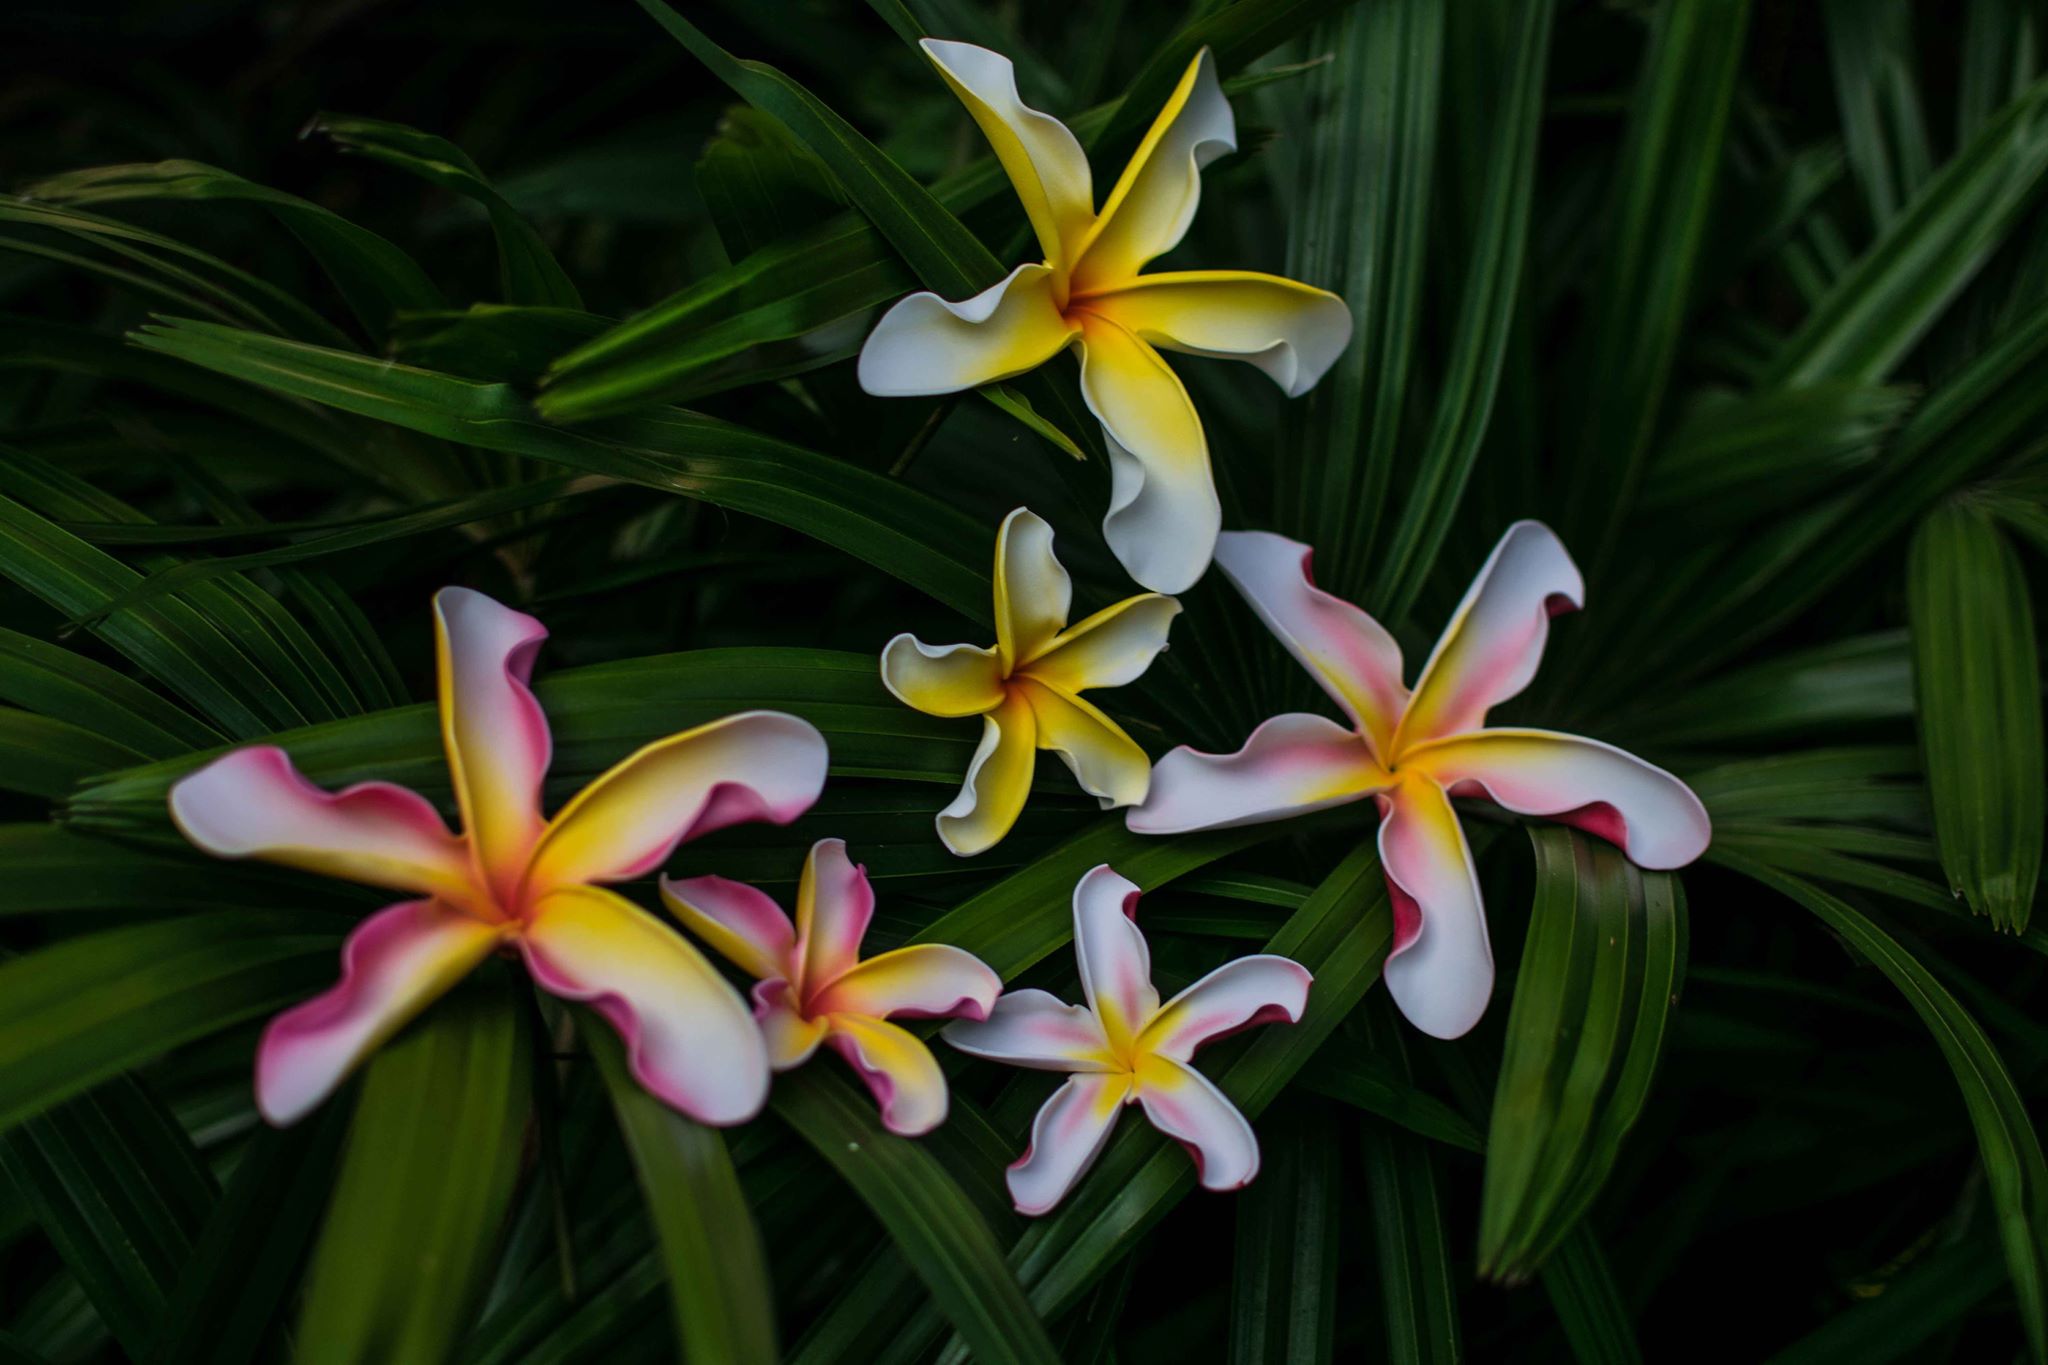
left=1127, top=522, right=1712, bottom=1040
left=944, top=864, right=1310, bottom=1215
left=856, top=40, right=1353, bottom=594
left=881, top=507, right=1180, bottom=856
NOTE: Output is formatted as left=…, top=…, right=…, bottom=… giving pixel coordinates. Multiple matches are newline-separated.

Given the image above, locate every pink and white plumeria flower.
left=1127, top=522, right=1712, bottom=1040
left=856, top=40, right=1352, bottom=594
left=168, top=587, right=829, bottom=1127
left=661, top=838, right=1001, bottom=1135
left=944, top=864, right=1309, bottom=1215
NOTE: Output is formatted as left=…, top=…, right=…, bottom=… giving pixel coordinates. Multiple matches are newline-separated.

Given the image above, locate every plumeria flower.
left=1127, top=522, right=1712, bottom=1040
left=944, top=864, right=1310, bottom=1215
left=661, top=837, right=1000, bottom=1135
left=857, top=40, right=1353, bottom=594
left=881, top=507, right=1180, bottom=856
left=168, top=587, right=828, bottom=1127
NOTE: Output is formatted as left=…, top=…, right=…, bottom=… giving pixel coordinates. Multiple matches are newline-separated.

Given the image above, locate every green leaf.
left=1299, top=1050, right=1484, bottom=1153
left=1641, top=381, right=1910, bottom=520
left=1227, top=1109, right=1340, bottom=1364
left=1604, top=630, right=1913, bottom=749
left=388, top=306, right=609, bottom=383
left=1760, top=1231, right=2007, bottom=1365
left=1538, top=1230, right=1645, bottom=1365
left=0, top=709, right=144, bottom=798
left=0, top=625, right=220, bottom=756
left=0, top=824, right=364, bottom=917
left=295, top=974, right=532, bottom=1365
left=585, top=1014, right=777, bottom=1365
left=1821, top=0, right=1933, bottom=227
left=1359, top=1001, right=1461, bottom=1365
left=1480, top=828, right=1686, bottom=1280
left=1908, top=499, right=2043, bottom=931
left=978, top=385, right=1088, bottom=462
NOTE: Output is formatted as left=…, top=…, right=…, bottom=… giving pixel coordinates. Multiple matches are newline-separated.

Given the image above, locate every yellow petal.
left=993, top=507, right=1073, bottom=670
left=433, top=587, right=551, bottom=903
left=920, top=39, right=1095, bottom=279
left=1070, top=48, right=1234, bottom=293
left=1079, top=271, right=1352, bottom=397
left=856, top=264, right=1078, bottom=397
left=937, top=689, right=1037, bottom=857
left=879, top=634, right=1005, bottom=718
left=1020, top=592, right=1180, bottom=693
left=1016, top=678, right=1151, bottom=810
left=824, top=1012, right=953, bottom=1136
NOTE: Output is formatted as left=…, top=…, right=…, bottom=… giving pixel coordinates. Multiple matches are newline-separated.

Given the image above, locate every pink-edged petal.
left=941, top=987, right=1117, bottom=1071
left=1126, top=713, right=1390, bottom=835
left=433, top=587, right=550, bottom=902
left=993, top=507, right=1074, bottom=672
left=856, top=264, right=1079, bottom=398
left=1403, top=728, right=1712, bottom=869
left=824, top=1013, right=954, bottom=1136
left=1376, top=775, right=1493, bottom=1040
left=658, top=873, right=796, bottom=982
left=755, top=978, right=828, bottom=1070
left=1007, top=1072, right=1133, bottom=1216
left=169, top=746, right=472, bottom=902
left=525, top=711, right=828, bottom=893
left=1396, top=521, right=1584, bottom=749
left=808, top=943, right=1000, bottom=1022
left=879, top=635, right=1006, bottom=718
left=936, top=690, right=1038, bottom=857
left=1072, top=864, right=1159, bottom=1052
left=1212, top=531, right=1408, bottom=760
left=255, top=899, right=502, bottom=1125
left=1138, top=954, right=1311, bottom=1063
left=1132, top=1053, right=1260, bottom=1191
left=795, top=837, right=873, bottom=996
left=522, top=885, right=769, bottom=1125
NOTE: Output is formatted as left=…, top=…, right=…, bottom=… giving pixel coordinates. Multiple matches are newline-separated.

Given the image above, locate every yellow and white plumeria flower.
left=1127, top=522, right=1712, bottom=1040
left=944, top=864, right=1309, bottom=1215
left=661, top=838, right=1001, bottom=1135
left=168, top=587, right=829, bottom=1126
left=881, top=507, right=1181, bottom=856
left=857, top=40, right=1353, bottom=594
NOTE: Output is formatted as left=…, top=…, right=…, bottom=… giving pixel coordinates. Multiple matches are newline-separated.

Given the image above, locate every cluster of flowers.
left=168, top=41, right=1709, bottom=1217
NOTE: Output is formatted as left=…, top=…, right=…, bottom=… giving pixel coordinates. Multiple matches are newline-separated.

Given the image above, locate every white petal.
left=1126, top=713, right=1388, bottom=834
left=856, top=264, right=1077, bottom=398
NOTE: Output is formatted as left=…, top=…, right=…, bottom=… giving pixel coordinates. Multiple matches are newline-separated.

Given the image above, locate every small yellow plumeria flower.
left=857, top=40, right=1353, bottom=594
left=881, top=507, right=1180, bottom=856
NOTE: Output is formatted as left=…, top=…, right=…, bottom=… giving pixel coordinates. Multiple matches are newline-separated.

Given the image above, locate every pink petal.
left=659, top=873, right=797, bottom=983
left=1397, top=521, right=1584, bottom=748
left=525, top=711, right=828, bottom=893
left=522, top=885, right=769, bottom=1126
left=169, top=746, right=471, bottom=901
left=433, top=587, right=551, bottom=902
left=796, top=838, right=873, bottom=996
left=824, top=1013, right=954, bottom=1136
left=1403, top=728, right=1712, bottom=869
left=941, top=988, right=1117, bottom=1072
left=1212, top=531, right=1408, bottom=760
left=1072, top=864, right=1160, bottom=1052
left=1125, top=713, right=1390, bottom=835
left=1132, top=1054, right=1260, bottom=1191
left=807, top=944, right=1001, bottom=1022
left=1138, top=954, right=1312, bottom=1062
left=1007, top=1073, right=1133, bottom=1216
left=1376, top=775, right=1493, bottom=1040
left=255, top=899, right=502, bottom=1126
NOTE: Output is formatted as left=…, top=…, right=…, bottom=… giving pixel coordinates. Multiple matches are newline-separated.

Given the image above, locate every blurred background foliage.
left=1, top=0, right=2045, bottom=1361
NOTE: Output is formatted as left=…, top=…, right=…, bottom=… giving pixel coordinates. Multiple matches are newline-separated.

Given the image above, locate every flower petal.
left=936, top=690, right=1037, bottom=857
left=1070, top=48, right=1234, bottom=291
left=755, top=978, right=828, bottom=1070
left=1396, top=521, right=1584, bottom=749
left=1126, top=713, right=1389, bottom=834
left=433, top=587, right=550, bottom=901
left=941, top=987, right=1117, bottom=1071
left=919, top=39, right=1094, bottom=274
left=1376, top=775, right=1493, bottom=1040
left=1138, top=954, right=1312, bottom=1063
left=1075, top=313, right=1218, bottom=594
left=256, top=899, right=502, bottom=1126
left=1073, top=863, right=1159, bottom=1052
left=1007, top=1073, right=1132, bottom=1216
left=856, top=264, right=1078, bottom=398
left=879, top=635, right=1005, bottom=718
left=796, top=837, right=873, bottom=995
left=1020, top=592, right=1181, bottom=692
left=824, top=1013, right=954, bottom=1136
left=1132, top=1053, right=1260, bottom=1191
left=1212, top=530, right=1408, bottom=760
left=809, top=944, right=1001, bottom=1021
left=1403, top=728, right=1712, bottom=869
left=526, top=711, right=827, bottom=892
left=1016, top=678, right=1151, bottom=810
left=993, top=507, right=1073, bottom=672
left=658, top=873, right=795, bottom=982
left=522, top=884, right=769, bottom=1125
left=169, top=746, right=472, bottom=902
left=1078, top=271, right=1352, bottom=397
